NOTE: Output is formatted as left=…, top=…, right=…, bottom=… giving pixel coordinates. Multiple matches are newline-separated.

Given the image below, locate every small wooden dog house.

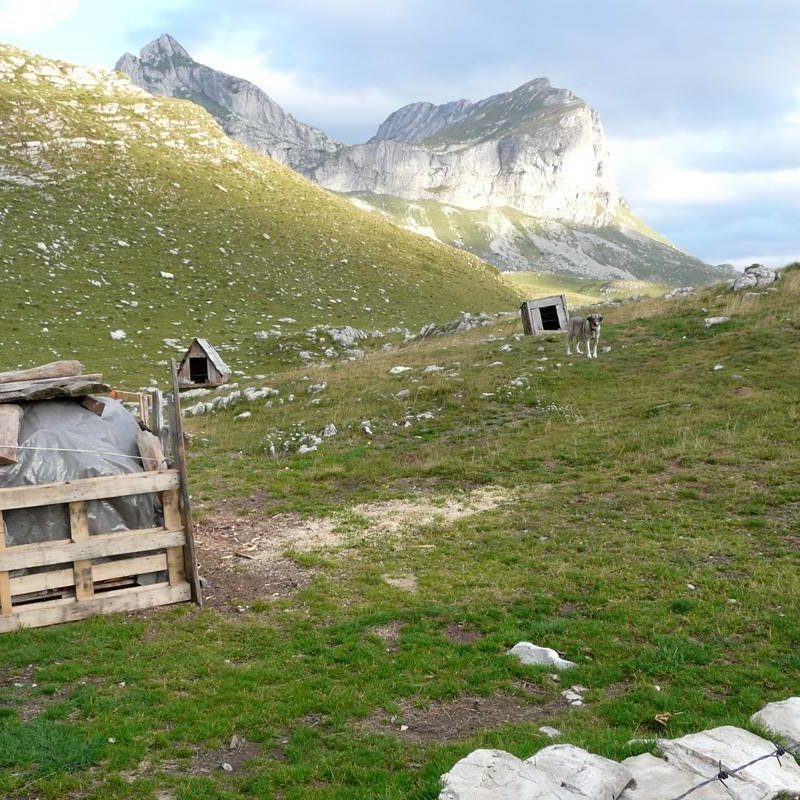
left=520, top=294, right=569, bottom=335
left=177, top=339, right=231, bottom=389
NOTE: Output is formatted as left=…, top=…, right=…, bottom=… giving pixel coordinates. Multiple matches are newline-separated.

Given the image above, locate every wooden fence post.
left=170, top=359, right=203, bottom=605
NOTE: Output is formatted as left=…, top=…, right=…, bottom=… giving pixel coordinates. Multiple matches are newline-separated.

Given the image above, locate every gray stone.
left=508, top=642, right=575, bottom=670
left=664, top=286, right=695, bottom=299
left=539, top=726, right=563, bottom=738
left=704, top=316, right=731, bottom=327
left=438, top=748, right=585, bottom=800
left=619, top=752, right=731, bottom=799
left=750, top=696, right=800, bottom=742
left=527, top=744, right=632, bottom=799
left=731, top=264, right=779, bottom=292
left=657, top=725, right=800, bottom=799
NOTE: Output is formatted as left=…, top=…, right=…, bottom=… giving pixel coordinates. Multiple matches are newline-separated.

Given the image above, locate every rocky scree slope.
left=116, top=36, right=731, bottom=285
left=0, top=44, right=517, bottom=386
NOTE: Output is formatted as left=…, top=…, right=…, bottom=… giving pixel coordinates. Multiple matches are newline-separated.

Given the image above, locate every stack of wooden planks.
left=0, top=361, right=110, bottom=465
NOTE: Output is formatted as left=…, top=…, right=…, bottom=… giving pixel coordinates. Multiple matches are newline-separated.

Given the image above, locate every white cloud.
left=0, top=0, right=79, bottom=37
left=191, top=29, right=401, bottom=139
left=611, top=128, right=800, bottom=209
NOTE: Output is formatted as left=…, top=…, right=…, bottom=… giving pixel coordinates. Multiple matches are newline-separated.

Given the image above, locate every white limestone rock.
left=389, top=366, right=412, bottom=375
left=527, top=744, right=632, bottom=799
left=508, top=642, right=575, bottom=670
left=731, top=264, right=779, bottom=292
left=705, top=316, right=731, bottom=327
left=657, top=726, right=800, bottom=800
left=619, top=752, right=731, bottom=800
left=750, top=697, right=800, bottom=742
left=438, top=748, right=584, bottom=800
left=664, top=286, right=695, bottom=299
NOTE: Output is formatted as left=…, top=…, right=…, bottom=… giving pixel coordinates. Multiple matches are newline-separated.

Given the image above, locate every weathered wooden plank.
left=0, top=469, right=180, bottom=511
left=10, top=553, right=168, bottom=596
left=0, top=361, right=83, bottom=385
left=0, top=528, right=185, bottom=571
left=0, top=375, right=109, bottom=404
left=0, top=581, right=191, bottom=633
left=161, top=487, right=185, bottom=586
left=79, top=395, right=106, bottom=417
left=136, top=430, right=166, bottom=472
left=0, top=512, right=11, bottom=616
left=0, top=405, right=23, bottom=465
left=171, top=359, right=203, bottom=605
left=69, top=501, right=94, bottom=601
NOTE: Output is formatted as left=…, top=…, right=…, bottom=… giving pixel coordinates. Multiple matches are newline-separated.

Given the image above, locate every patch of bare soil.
left=194, top=487, right=511, bottom=608
left=355, top=487, right=511, bottom=536
left=444, top=622, right=483, bottom=644
left=135, top=735, right=261, bottom=779
left=0, top=668, right=102, bottom=723
left=359, top=692, right=562, bottom=743
left=370, top=621, right=405, bottom=652
left=194, top=507, right=343, bottom=609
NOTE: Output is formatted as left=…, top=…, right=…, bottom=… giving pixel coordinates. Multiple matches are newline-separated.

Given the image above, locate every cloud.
left=192, top=33, right=402, bottom=141
left=0, top=0, right=79, bottom=37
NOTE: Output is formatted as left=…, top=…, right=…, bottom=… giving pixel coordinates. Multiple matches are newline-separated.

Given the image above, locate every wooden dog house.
left=520, top=294, right=569, bottom=335
left=177, top=338, right=231, bottom=389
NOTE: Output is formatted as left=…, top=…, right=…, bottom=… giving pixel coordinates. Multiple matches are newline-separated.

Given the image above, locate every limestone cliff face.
left=115, top=34, right=341, bottom=172
left=313, top=81, right=618, bottom=225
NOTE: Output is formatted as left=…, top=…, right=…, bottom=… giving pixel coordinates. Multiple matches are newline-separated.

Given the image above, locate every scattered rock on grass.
left=705, top=316, right=731, bottom=327
left=731, top=263, right=778, bottom=291
left=750, top=696, right=800, bottom=741
left=508, top=642, right=575, bottom=670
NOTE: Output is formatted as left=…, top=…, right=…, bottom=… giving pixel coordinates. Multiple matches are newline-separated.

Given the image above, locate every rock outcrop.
left=313, top=79, right=618, bottom=225
left=115, top=34, right=341, bottom=171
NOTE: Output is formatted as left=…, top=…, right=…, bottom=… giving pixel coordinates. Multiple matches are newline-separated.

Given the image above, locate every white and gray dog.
left=566, top=313, right=603, bottom=359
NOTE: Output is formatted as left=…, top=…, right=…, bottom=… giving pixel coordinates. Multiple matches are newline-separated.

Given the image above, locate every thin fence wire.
left=670, top=740, right=800, bottom=799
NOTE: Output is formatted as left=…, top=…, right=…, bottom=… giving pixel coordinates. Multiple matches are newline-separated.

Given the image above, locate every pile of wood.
left=0, top=360, right=109, bottom=466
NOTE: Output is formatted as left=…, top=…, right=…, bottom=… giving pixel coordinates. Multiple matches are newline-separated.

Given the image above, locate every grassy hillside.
left=2, top=266, right=799, bottom=799
left=0, top=45, right=519, bottom=388
left=345, top=193, right=730, bottom=285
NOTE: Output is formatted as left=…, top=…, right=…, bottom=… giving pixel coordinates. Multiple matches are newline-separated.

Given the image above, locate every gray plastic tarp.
left=0, top=398, right=162, bottom=546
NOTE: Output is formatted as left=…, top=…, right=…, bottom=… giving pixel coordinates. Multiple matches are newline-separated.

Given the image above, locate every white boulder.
left=389, top=366, right=412, bottom=375
left=750, top=697, right=800, bottom=742
left=657, top=725, right=800, bottom=799
left=508, top=642, right=575, bottom=670
left=619, top=752, right=731, bottom=799
left=528, top=744, right=632, bottom=799
left=110, top=329, right=126, bottom=340
left=731, top=264, right=779, bottom=292
left=439, top=748, right=583, bottom=800
left=704, top=316, right=731, bottom=327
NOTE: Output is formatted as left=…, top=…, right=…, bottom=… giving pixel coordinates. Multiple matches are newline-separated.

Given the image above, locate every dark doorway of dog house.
left=520, top=294, right=569, bottom=335
left=539, top=304, right=561, bottom=330
left=189, top=357, right=209, bottom=385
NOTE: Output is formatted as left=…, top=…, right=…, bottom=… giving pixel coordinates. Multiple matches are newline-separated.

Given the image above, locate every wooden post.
left=69, top=501, right=94, bottom=600
left=0, top=512, right=11, bottom=616
left=162, top=488, right=186, bottom=585
left=170, top=359, right=203, bottom=605
left=0, top=405, right=23, bottom=465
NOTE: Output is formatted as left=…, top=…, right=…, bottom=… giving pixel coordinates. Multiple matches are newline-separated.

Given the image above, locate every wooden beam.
left=0, top=512, right=11, bottom=616
left=0, top=405, right=23, bottom=465
left=0, top=469, right=180, bottom=511
left=0, top=527, right=185, bottom=572
left=0, top=360, right=83, bottom=385
left=0, top=375, right=109, bottom=404
left=171, top=358, right=203, bottom=606
left=161, top=488, right=185, bottom=585
left=69, top=501, right=94, bottom=601
left=0, top=581, right=191, bottom=633
left=10, top=553, right=168, bottom=597
left=79, top=395, right=106, bottom=417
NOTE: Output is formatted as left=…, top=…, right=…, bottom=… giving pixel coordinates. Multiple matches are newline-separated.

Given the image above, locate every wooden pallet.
left=0, top=468, right=198, bottom=633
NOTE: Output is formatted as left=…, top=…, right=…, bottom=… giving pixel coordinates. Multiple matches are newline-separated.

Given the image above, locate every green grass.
left=2, top=266, right=800, bottom=799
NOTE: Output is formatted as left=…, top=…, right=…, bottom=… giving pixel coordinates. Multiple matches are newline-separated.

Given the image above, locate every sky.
left=2, top=0, right=799, bottom=268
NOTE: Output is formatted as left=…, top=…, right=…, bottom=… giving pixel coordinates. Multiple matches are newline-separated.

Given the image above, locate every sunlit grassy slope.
left=2, top=267, right=799, bottom=799
left=0, top=45, right=518, bottom=387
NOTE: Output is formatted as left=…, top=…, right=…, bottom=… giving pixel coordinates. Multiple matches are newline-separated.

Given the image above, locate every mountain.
left=0, top=44, right=517, bottom=386
left=115, top=34, right=341, bottom=172
left=117, top=35, right=733, bottom=285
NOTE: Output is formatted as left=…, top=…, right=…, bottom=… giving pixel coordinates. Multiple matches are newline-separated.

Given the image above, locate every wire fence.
left=670, top=739, right=800, bottom=799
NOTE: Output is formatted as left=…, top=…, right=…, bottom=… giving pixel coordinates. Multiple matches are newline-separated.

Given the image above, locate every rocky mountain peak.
left=115, top=35, right=341, bottom=172
left=140, top=33, right=191, bottom=62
